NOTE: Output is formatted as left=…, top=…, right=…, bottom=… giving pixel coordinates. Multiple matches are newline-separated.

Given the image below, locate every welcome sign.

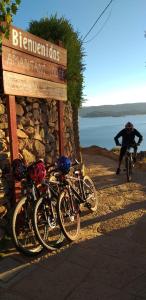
left=2, top=25, right=67, bottom=100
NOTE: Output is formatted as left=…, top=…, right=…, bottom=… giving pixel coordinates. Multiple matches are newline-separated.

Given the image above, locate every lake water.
left=79, top=114, right=146, bottom=151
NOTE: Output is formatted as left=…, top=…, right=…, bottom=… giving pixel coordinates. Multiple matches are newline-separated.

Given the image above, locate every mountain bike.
left=57, top=163, right=97, bottom=241
left=33, top=168, right=65, bottom=251
left=12, top=178, right=43, bottom=256
left=125, top=146, right=135, bottom=182
left=12, top=159, right=49, bottom=256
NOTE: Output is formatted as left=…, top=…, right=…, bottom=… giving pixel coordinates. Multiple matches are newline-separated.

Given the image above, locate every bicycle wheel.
left=82, top=175, right=98, bottom=212
left=12, top=197, right=43, bottom=256
left=34, top=197, right=64, bottom=250
left=125, top=157, right=132, bottom=182
left=58, top=188, right=80, bottom=241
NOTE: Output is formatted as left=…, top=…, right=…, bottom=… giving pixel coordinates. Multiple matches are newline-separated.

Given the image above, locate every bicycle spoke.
left=12, top=197, right=43, bottom=256
left=83, top=176, right=98, bottom=212
left=34, top=197, right=64, bottom=250
left=58, top=189, right=80, bottom=241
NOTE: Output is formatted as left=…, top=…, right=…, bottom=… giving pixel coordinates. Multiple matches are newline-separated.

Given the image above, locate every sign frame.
left=1, top=25, right=66, bottom=202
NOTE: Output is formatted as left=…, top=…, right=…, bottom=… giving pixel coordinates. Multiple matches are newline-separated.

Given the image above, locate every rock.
left=26, top=112, right=33, bottom=119
left=33, top=102, right=39, bottom=109
left=17, top=129, right=28, bottom=139
left=22, top=149, right=35, bottom=164
left=0, top=114, right=8, bottom=123
left=26, top=97, right=35, bottom=103
left=34, top=140, right=45, bottom=158
left=0, top=141, right=7, bottom=151
left=16, top=103, right=24, bottom=116
left=25, top=105, right=32, bottom=112
left=34, top=133, right=42, bottom=141
left=33, top=109, right=40, bottom=121
left=0, top=104, right=5, bottom=115
left=18, top=139, right=26, bottom=150
left=25, top=140, right=34, bottom=151
left=40, top=128, right=45, bottom=139
left=0, top=129, right=5, bottom=139
left=0, top=123, right=8, bottom=129
left=25, top=127, right=35, bottom=137
left=17, top=124, right=24, bottom=130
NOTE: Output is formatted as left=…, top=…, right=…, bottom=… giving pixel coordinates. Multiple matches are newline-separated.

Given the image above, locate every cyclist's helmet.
left=125, top=122, right=134, bottom=130
left=27, top=161, right=46, bottom=185
left=12, top=159, right=27, bottom=181
left=57, top=156, right=71, bottom=174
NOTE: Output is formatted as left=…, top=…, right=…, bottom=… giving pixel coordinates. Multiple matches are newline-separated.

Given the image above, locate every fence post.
left=6, top=95, right=20, bottom=203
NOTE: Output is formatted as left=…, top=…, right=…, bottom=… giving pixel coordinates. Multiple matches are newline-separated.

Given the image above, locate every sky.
left=13, top=0, right=146, bottom=106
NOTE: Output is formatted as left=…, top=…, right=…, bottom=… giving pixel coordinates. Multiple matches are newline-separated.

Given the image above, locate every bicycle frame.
left=66, top=173, right=85, bottom=204
left=125, top=146, right=134, bottom=182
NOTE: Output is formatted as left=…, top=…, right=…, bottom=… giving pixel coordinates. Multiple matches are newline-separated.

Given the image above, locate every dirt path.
left=80, top=150, right=146, bottom=245
left=1, top=150, right=146, bottom=299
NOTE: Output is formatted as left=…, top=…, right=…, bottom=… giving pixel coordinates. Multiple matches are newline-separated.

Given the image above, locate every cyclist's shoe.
left=116, top=168, right=121, bottom=175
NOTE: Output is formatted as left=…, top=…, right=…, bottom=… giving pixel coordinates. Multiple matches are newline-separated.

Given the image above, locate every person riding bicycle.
left=114, top=122, right=143, bottom=175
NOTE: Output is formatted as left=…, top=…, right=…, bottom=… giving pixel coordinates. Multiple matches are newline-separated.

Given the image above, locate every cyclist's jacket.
left=114, top=128, right=143, bottom=147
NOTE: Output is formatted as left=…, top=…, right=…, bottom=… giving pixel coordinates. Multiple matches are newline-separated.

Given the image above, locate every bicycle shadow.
left=1, top=149, right=146, bottom=296
left=1, top=213, right=146, bottom=299
left=80, top=198, right=146, bottom=229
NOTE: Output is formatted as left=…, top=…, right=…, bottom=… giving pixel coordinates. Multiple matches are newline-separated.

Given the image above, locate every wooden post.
left=6, top=95, right=19, bottom=161
left=6, top=95, right=20, bottom=203
left=58, top=101, right=64, bottom=156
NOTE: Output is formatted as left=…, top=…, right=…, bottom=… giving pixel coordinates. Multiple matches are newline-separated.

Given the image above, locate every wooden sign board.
left=2, top=25, right=67, bottom=66
left=2, top=25, right=67, bottom=101
left=2, top=46, right=66, bottom=84
left=3, top=71, right=67, bottom=101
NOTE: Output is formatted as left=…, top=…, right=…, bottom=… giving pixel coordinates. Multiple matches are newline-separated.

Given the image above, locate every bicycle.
left=125, top=146, right=135, bottom=182
left=33, top=166, right=66, bottom=251
left=57, top=161, right=98, bottom=241
left=12, top=159, right=46, bottom=256
left=12, top=178, right=43, bottom=256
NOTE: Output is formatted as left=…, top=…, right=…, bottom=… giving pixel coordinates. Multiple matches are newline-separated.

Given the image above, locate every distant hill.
left=79, top=103, right=146, bottom=117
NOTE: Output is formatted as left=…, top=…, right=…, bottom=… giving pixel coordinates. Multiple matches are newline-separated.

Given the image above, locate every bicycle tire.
left=82, top=175, right=98, bottom=212
left=12, top=197, right=43, bottom=256
left=125, top=157, right=132, bottom=182
left=34, top=197, right=64, bottom=250
left=57, top=188, right=80, bottom=241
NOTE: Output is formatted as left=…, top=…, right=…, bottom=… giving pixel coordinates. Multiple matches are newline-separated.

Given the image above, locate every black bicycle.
left=58, top=162, right=97, bottom=241
left=125, top=146, right=135, bottom=182
left=33, top=168, right=65, bottom=251
left=12, top=178, right=43, bottom=256
left=12, top=159, right=47, bottom=256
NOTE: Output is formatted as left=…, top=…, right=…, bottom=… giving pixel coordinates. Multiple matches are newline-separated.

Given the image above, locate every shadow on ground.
left=1, top=211, right=146, bottom=299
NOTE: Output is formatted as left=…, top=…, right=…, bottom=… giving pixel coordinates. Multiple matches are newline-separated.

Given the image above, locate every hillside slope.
left=79, top=102, right=146, bottom=117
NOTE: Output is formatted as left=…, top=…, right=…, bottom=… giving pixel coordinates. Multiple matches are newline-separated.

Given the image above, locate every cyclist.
left=114, top=122, right=143, bottom=175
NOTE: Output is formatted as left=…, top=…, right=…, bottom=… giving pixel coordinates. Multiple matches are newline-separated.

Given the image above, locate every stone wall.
left=0, top=94, right=77, bottom=237
left=16, top=97, right=59, bottom=164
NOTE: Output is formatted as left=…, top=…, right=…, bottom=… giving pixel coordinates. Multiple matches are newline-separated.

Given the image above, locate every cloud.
left=84, top=84, right=146, bottom=106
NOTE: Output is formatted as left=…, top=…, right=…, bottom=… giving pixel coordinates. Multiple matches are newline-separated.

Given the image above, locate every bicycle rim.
left=12, top=197, right=43, bottom=256
left=83, top=176, right=98, bottom=212
left=34, top=197, right=64, bottom=250
left=58, top=189, right=80, bottom=241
